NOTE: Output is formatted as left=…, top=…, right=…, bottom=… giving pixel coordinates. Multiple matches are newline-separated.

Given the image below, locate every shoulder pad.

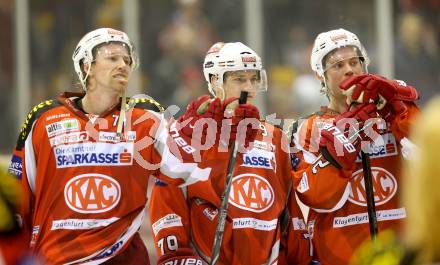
left=16, top=99, right=61, bottom=150
left=128, top=97, right=165, bottom=113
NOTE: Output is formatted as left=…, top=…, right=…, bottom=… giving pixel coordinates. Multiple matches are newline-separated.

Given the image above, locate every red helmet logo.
left=64, top=174, right=121, bottom=213
left=229, top=174, right=274, bottom=213
left=349, top=167, right=397, bottom=206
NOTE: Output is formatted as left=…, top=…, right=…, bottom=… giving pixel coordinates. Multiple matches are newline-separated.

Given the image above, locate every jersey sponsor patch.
left=46, top=119, right=80, bottom=137
left=202, top=207, right=218, bottom=221
left=297, top=172, right=310, bottom=193
left=292, top=217, right=306, bottom=230
left=229, top=173, right=275, bottom=213
left=241, top=148, right=276, bottom=170
left=54, top=142, right=133, bottom=168
left=98, top=131, right=136, bottom=142
left=253, top=140, right=275, bottom=152
left=51, top=217, right=119, bottom=230
left=162, top=259, right=203, bottom=265
left=30, top=225, right=39, bottom=247
left=333, top=207, right=406, bottom=228
left=64, top=173, right=121, bottom=213
left=232, top=217, right=278, bottom=231
left=9, top=155, right=23, bottom=179
left=349, top=167, right=397, bottom=207
left=152, top=214, right=183, bottom=236
left=356, top=133, right=398, bottom=161
left=49, top=131, right=89, bottom=146
left=46, top=113, right=70, bottom=121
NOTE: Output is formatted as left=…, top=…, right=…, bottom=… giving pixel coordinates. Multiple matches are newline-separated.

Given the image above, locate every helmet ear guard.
left=72, top=28, right=138, bottom=91
left=203, top=42, right=267, bottom=97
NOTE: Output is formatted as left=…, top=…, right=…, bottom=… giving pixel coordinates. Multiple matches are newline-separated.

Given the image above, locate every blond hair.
left=404, top=96, right=440, bottom=263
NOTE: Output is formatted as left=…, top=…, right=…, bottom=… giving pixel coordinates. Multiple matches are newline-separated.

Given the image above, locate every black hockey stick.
left=346, top=103, right=379, bottom=241
left=210, top=91, right=248, bottom=265
left=361, top=150, right=378, bottom=240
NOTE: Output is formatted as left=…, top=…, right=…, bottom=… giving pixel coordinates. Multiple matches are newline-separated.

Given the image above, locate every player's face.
left=88, top=43, right=132, bottom=94
left=323, top=46, right=365, bottom=106
left=221, top=70, right=259, bottom=104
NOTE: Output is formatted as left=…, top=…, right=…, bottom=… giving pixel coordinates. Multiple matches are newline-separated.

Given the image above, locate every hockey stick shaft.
left=210, top=91, right=248, bottom=265
left=361, top=150, right=378, bottom=240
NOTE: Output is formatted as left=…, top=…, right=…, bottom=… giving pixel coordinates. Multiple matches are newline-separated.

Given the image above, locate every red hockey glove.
left=340, top=73, right=418, bottom=121
left=178, top=95, right=224, bottom=146
left=157, top=248, right=206, bottom=265
left=223, top=98, right=260, bottom=148
left=320, top=104, right=378, bottom=172
left=334, top=103, right=378, bottom=129
left=320, top=122, right=359, bottom=172
left=178, top=95, right=260, bottom=148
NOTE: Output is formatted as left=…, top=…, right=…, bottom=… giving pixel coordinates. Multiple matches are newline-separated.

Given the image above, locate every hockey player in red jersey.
left=149, top=42, right=311, bottom=265
left=287, top=28, right=420, bottom=265
left=8, top=28, right=213, bottom=264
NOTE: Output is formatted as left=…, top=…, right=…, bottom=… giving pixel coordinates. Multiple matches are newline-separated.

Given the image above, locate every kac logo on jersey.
left=64, top=174, right=121, bottom=213
left=348, top=167, right=397, bottom=206
left=229, top=174, right=274, bottom=213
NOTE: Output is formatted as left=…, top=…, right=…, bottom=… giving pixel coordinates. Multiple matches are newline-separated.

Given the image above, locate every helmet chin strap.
left=116, top=89, right=127, bottom=139
left=320, top=74, right=330, bottom=98
left=81, top=62, right=93, bottom=91
left=217, top=86, right=225, bottom=101
left=212, top=78, right=226, bottom=101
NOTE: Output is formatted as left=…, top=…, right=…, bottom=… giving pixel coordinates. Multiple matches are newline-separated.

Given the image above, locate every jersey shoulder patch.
left=128, top=96, right=165, bottom=113
left=16, top=99, right=61, bottom=150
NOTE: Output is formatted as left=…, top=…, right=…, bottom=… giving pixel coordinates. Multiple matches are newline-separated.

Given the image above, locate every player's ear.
left=211, top=75, right=224, bottom=99
left=316, top=72, right=324, bottom=83
left=83, top=63, right=93, bottom=77
left=315, top=73, right=327, bottom=91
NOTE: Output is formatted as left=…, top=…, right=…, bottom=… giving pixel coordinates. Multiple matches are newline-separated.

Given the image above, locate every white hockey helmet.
left=72, top=28, right=138, bottom=91
left=310, top=28, right=369, bottom=77
left=203, top=42, right=267, bottom=96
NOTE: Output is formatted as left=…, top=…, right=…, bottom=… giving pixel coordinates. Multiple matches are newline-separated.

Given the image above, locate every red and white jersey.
left=149, top=121, right=311, bottom=265
left=281, top=194, right=312, bottom=265
left=8, top=92, right=210, bottom=264
left=289, top=103, right=419, bottom=265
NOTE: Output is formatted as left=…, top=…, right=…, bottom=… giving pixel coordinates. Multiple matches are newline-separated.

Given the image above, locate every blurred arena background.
left=0, top=0, right=439, bottom=263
